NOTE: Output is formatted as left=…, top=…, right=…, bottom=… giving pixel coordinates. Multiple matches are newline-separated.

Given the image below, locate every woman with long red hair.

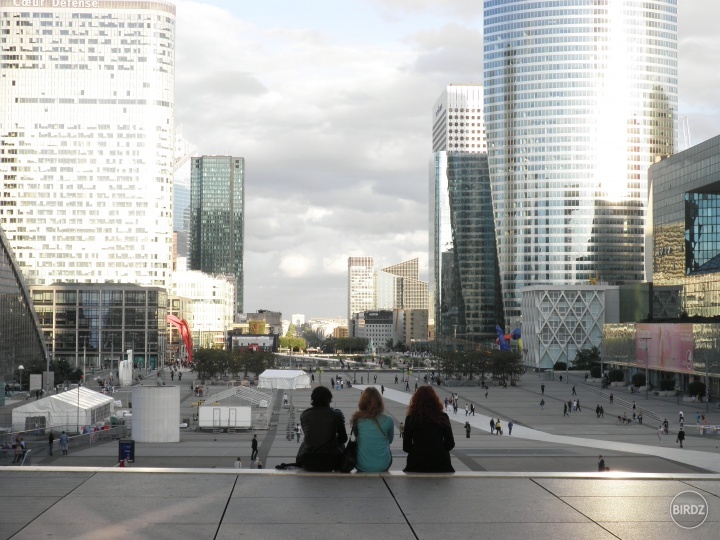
left=402, top=385, right=455, bottom=472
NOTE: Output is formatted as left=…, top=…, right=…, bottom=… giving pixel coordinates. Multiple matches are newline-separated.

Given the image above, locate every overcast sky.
left=174, top=0, right=720, bottom=321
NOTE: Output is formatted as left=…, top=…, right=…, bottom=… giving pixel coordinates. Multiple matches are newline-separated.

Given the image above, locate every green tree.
left=286, top=324, right=297, bottom=337
left=573, top=346, right=601, bottom=370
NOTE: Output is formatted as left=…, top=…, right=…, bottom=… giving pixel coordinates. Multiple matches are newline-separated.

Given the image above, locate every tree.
left=573, top=346, right=601, bottom=370
left=286, top=324, right=297, bottom=337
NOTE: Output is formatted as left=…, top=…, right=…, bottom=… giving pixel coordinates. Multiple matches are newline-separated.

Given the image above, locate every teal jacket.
left=355, top=414, right=394, bottom=472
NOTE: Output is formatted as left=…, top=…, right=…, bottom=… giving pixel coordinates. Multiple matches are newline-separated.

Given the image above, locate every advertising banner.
left=636, top=324, right=695, bottom=373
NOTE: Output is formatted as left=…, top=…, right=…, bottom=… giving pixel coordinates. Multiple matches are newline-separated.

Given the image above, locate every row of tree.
left=191, top=348, right=276, bottom=381
left=435, top=350, right=525, bottom=383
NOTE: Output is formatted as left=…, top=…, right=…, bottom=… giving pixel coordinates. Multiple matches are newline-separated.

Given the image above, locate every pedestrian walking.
left=395, top=375, right=399, bottom=384
left=677, top=428, right=685, bottom=448
left=508, top=420, right=513, bottom=435
left=563, top=403, right=568, bottom=416
left=495, top=419, right=502, bottom=435
left=599, top=406, right=604, bottom=418
left=657, top=425, right=663, bottom=443
left=381, top=385, right=385, bottom=395
left=48, top=431, right=54, bottom=456
left=399, top=422, right=404, bottom=438
left=541, top=384, right=545, bottom=395
left=374, top=374, right=377, bottom=384
left=609, top=393, right=614, bottom=404
left=178, top=372, right=182, bottom=381
left=251, top=434, right=258, bottom=460
left=540, top=399, right=545, bottom=410
left=295, top=423, right=302, bottom=443
left=637, top=411, right=643, bottom=424
left=596, top=404, right=600, bottom=418
left=598, top=455, right=605, bottom=472
left=465, top=404, right=469, bottom=416
left=678, top=411, right=684, bottom=423
left=485, top=389, right=489, bottom=399
left=490, top=418, right=495, bottom=434
left=576, top=399, right=581, bottom=412
left=572, top=386, right=577, bottom=396
left=632, top=401, right=636, bottom=412
left=465, top=421, right=471, bottom=438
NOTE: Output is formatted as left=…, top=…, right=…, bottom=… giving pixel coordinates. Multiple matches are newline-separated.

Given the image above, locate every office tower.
left=173, top=129, right=198, bottom=259
left=484, top=0, right=677, bottom=325
left=0, top=2, right=176, bottom=289
left=348, top=256, right=374, bottom=331
left=380, top=258, right=429, bottom=310
left=430, top=85, right=503, bottom=348
left=189, top=156, right=245, bottom=316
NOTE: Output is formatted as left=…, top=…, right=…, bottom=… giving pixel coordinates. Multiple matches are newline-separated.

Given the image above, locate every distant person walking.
left=464, top=421, right=471, bottom=438
left=251, top=434, right=258, bottom=460
left=381, top=385, right=384, bottom=395
left=676, top=428, right=685, bottom=448
left=563, top=403, right=568, bottom=417
left=572, top=386, right=577, bottom=396
left=295, top=423, right=302, bottom=443
left=657, top=425, right=664, bottom=443
left=508, top=420, right=513, bottom=435
left=541, top=384, right=545, bottom=395
left=490, top=418, right=496, bottom=434
left=540, top=399, right=545, bottom=410
left=470, top=403, right=475, bottom=416
left=609, top=393, right=614, bottom=404
left=399, top=422, right=404, bottom=438
left=495, top=419, right=502, bottom=435
left=48, top=432, right=54, bottom=456
left=598, top=455, right=605, bottom=472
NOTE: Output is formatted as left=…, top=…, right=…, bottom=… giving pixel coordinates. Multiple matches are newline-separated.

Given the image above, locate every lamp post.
left=18, top=364, right=24, bottom=394
left=640, top=337, right=651, bottom=400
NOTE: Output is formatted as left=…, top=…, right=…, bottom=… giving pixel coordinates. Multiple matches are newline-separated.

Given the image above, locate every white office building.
left=0, top=1, right=176, bottom=289
left=484, top=1, right=677, bottom=326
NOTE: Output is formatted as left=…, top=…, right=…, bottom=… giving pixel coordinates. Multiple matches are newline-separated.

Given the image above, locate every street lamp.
left=18, top=364, right=24, bottom=393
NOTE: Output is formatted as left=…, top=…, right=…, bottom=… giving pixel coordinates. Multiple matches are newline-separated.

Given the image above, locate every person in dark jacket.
left=402, top=386, right=455, bottom=472
left=296, top=386, right=348, bottom=471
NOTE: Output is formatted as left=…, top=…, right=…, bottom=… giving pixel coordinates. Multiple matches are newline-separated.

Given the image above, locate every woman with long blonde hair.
left=351, top=387, right=394, bottom=472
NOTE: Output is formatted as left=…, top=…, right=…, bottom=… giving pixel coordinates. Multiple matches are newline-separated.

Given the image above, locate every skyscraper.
left=484, top=0, right=677, bottom=325
left=430, top=85, right=503, bottom=348
left=347, top=256, right=374, bottom=331
left=0, top=1, right=176, bottom=289
left=189, top=156, right=245, bottom=316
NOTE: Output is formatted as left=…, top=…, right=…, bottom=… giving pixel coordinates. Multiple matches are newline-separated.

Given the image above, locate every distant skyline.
left=174, top=0, right=719, bottom=320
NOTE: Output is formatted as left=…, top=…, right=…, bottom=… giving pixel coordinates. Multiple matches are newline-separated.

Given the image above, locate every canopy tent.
left=257, top=369, right=311, bottom=390
left=12, top=386, right=115, bottom=433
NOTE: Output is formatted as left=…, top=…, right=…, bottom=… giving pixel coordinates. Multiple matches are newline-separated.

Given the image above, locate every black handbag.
left=338, top=424, right=357, bottom=473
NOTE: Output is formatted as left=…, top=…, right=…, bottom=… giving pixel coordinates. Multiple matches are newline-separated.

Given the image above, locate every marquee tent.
left=257, top=369, right=311, bottom=390
left=12, top=386, right=115, bottom=433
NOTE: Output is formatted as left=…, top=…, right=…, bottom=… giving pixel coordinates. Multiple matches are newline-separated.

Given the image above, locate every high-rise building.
left=0, top=1, right=176, bottom=289
left=430, top=85, right=503, bottom=348
left=189, top=156, right=245, bottom=316
left=484, top=0, right=677, bottom=325
left=380, top=258, right=429, bottom=311
left=347, top=256, right=374, bottom=331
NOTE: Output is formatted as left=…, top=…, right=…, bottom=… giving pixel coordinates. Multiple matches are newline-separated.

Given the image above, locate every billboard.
left=636, top=324, right=695, bottom=373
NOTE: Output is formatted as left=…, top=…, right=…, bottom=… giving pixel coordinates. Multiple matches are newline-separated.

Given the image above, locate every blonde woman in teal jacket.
left=351, top=387, right=394, bottom=472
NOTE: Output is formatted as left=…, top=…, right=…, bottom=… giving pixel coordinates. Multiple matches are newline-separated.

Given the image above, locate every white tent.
left=257, top=369, right=311, bottom=390
left=12, top=387, right=115, bottom=433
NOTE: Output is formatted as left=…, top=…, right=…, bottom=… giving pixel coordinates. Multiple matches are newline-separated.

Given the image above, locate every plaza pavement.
left=2, top=368, right=720, bottom=539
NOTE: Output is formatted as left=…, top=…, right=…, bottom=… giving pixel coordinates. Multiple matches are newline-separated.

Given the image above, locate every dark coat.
left=296, top=406, right=348, bottom=471
left=402, top=412, right=455, bottom=473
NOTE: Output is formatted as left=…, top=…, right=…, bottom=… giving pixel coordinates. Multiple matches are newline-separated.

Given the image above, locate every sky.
left=173, top=0, right=720, bottom=321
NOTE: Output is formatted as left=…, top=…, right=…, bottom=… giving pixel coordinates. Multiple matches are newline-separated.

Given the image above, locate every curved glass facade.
left=0, top=226, right=48, bottom=387
left=484, top=0, right=678, bottom=325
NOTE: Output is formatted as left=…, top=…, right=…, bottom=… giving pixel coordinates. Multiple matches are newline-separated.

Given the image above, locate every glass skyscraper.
left=189, top=156, right=245, bottom=315
left=430, top=85, right=503, bottom=348
left=484, top=0, right=677, bottom=325
left=0, top=1, right=176, bottom=289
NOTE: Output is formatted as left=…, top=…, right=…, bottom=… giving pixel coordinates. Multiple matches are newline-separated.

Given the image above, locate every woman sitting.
left=402, top=386, right=455, bottom=473
left=351, top=387, right=394, bottom=472
left=296, top=386, right=348, bottom=471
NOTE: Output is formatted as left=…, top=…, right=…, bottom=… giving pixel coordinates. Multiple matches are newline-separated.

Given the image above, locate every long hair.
left=351, top=387, right=384, bottom=424
left=406, top=385, right=445, bottom=424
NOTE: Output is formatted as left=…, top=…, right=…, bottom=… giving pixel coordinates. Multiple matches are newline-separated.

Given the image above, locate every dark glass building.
left=31, top=284, right=167, bottom=372
left=432, top=152, right=504, bottom=349
left=0, top=226, right=48, bottom=397
left=190, top=156, right=245, bottom=315
left=650, top=133, right=720, bottom=317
